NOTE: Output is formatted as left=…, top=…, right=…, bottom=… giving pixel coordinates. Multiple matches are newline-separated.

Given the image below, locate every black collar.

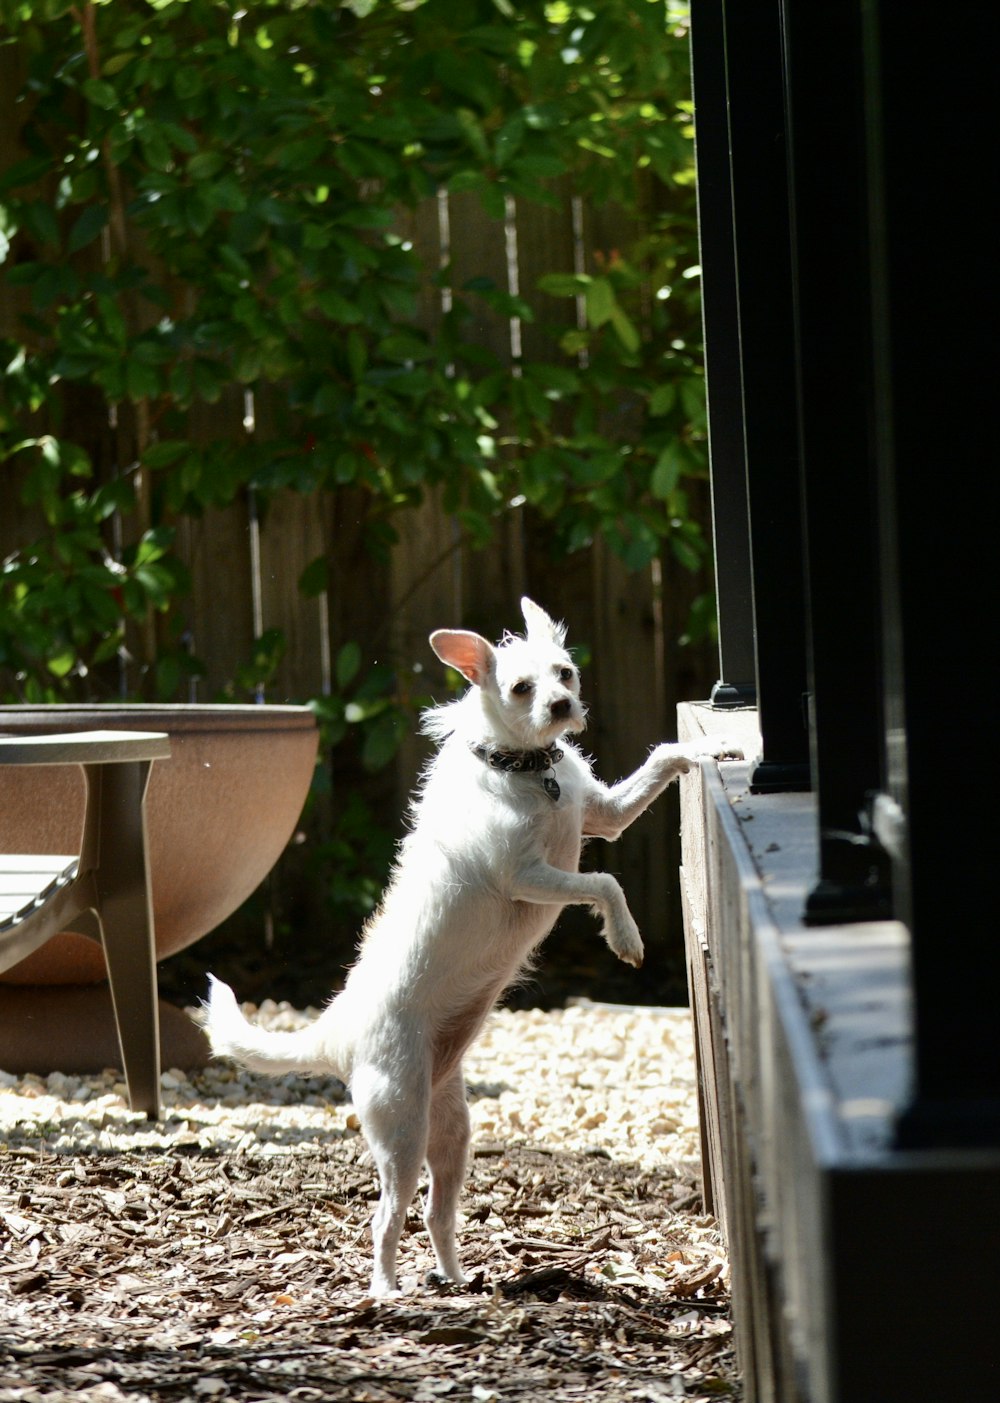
left=471, top=742, right=563, bottom=773
left=470, top=742, right=564, bottom=800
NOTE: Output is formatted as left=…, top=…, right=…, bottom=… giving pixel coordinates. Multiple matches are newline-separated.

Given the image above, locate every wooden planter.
left=0, top=705, right=318, bottom=1075
left=0, top=704, right=319, bottom=985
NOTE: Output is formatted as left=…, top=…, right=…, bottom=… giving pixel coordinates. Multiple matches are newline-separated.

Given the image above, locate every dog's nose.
left=550, top=698, right=572, bottom=719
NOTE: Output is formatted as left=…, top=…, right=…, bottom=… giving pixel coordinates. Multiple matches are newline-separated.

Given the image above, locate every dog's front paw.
left=605, top=913, right=644, bottom=968
left=687, top=735, right=744, bottom=763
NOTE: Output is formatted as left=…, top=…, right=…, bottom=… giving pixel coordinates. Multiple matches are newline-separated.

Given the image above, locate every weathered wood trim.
left=678, top=702, right=1000, bottom=1403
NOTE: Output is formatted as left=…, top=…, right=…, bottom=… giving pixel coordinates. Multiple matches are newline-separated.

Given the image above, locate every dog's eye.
left=511, top=681, right=532, bottom=696
left=559, top=668, right=575, bottom=684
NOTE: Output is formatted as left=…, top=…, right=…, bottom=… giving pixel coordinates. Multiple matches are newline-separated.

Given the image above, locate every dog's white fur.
left=203, top=598, right=740, bottom=1296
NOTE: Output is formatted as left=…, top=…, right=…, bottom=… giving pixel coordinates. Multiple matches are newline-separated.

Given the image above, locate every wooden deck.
left=678, top=702, right=1000, bottom=1403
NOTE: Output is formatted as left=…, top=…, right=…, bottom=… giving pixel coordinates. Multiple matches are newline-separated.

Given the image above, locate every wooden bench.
left=0, top=730, right=171, bottom=1119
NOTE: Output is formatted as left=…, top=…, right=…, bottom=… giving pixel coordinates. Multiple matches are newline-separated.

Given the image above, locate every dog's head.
left=430, top=598, right=587, bottom=749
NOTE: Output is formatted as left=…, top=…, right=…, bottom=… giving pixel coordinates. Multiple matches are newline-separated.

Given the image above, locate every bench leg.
left=91, top=761, right=161, bottom=1121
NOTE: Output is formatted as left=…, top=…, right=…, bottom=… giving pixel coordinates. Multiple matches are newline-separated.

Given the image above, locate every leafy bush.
left=0, top=0, right=707, bottom=928
left=1, top=0, right=705, bottom=701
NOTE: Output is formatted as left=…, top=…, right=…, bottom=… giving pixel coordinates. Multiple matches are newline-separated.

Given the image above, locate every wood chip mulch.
left=1, top=1003, right=740, bottom=1402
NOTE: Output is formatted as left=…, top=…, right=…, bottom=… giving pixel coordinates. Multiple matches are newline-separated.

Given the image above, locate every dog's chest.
left=418, top=738, right=589, bottom=874
left=504, top=762, right=586, bottom=867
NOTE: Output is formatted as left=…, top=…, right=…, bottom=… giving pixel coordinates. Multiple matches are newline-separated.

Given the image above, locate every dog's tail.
left=201, top=974, right=344, bottom=1079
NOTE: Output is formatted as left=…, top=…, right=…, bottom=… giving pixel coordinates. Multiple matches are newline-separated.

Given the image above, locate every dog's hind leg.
left=424, top=1067, right=471, bottom=1286
left=352, top=1062, right=430, bottom=1296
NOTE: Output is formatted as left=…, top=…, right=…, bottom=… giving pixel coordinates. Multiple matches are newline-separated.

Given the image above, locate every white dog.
left=203, top=598, right=740, bottom=1296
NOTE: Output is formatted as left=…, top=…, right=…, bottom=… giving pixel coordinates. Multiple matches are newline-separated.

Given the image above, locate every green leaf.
left=205, top=177, right=247, bottom=214
left=649, top=383, right=677, bottom=417
left=671, top=533, right=704, bottom=572
left=336, top=641, right=361, bottom=689
left=155, top=653, right=182, bottom=699
left=21, top=201, right=60, bottom=248
left=377, top=332, right=432, bottom=364
left=679, top=376, right=707, bottom=430
left=0, top=154, right=54, bottom=195
left=2, top=261, right=42, bottom=287
left=125, top=360, right=161, bottom=401
left=67, top=205, right=110, bottom=254
left=651, top=442, right=685, bottom=499
left=81, top=78, right=118, bottom=110
left=96, top=293, right=127, bottom=345
left=434, top=52, right=499, bottom=112
left=140, top=128, right=173, bottom=172
left=609, top=304, right=640, bottom=353
left=218, top=244, right=253, bottom=280
left=276, top=136, right=327, bottom=171
left=173, top=67, right=204, bottom=102
left=361, top=711, right=403, bottom=772
left=92, top=478, right=135, bottom=519
left=298, top=555, right=329, bottom=598
left=585, top=278, right=615, bottom=329
left=524, top=364, right=581, bottom=396
left=494, top=113, right=525, bottom=167
left=537, top=272, right=589, bottom=297
left=187, top=150, right=226, bottom=181
left=510, top=153, right=568, bottom=181
left=143, top=441, right=189, bottom=470
left=46, top=648, right=76, bottom=679
left=31, top=436, right=92, bottom=478
left=134, top=562, right=175, bottom=605
left=316, top=289, right=364, bottom=324
left=134, top=526, right=174, bottom=566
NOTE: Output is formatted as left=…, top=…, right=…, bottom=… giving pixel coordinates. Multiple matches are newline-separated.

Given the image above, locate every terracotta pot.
left=0, top=704, right=319, bottom=985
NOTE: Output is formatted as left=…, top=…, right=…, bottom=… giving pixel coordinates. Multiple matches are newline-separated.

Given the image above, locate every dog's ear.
left=430, top=629, right=496, bottom=688
left=521, top=597, right=567, bottom=647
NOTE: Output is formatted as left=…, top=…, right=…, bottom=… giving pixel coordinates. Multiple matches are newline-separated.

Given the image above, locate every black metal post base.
left=803, top=875, right=892, bottom=927
left=895, top=1098, right=1000, bottom=1152
left=710, top=679, right=757, bottom=709
left=803, top=833, right=892, bottom=925
left=748, top=758, right=811, bottom=794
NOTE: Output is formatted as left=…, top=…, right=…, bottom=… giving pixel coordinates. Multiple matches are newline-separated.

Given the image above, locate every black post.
left=780, top=0, right=891, bottom=923
left=718, top=0, right=810, bottom=791
left=860, top=1, right=998, bottom=1148
left=689, top=0, right=755, bottom=710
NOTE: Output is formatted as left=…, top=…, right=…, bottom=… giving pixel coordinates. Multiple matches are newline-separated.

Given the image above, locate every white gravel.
left=0, top=1000, right=703, bottom=1173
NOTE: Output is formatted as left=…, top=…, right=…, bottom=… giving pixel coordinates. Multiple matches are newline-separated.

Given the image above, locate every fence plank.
left=445, top=190, right=513, bottom=368
left=174, top=499, right=254, bottom=701
left=257, top=487, right=328, bottom=703
left=514, top=183, right=579, bottom=365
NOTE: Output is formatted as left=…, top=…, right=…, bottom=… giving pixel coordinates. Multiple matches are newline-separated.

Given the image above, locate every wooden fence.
left=1, top=148, right=718, bottom=999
